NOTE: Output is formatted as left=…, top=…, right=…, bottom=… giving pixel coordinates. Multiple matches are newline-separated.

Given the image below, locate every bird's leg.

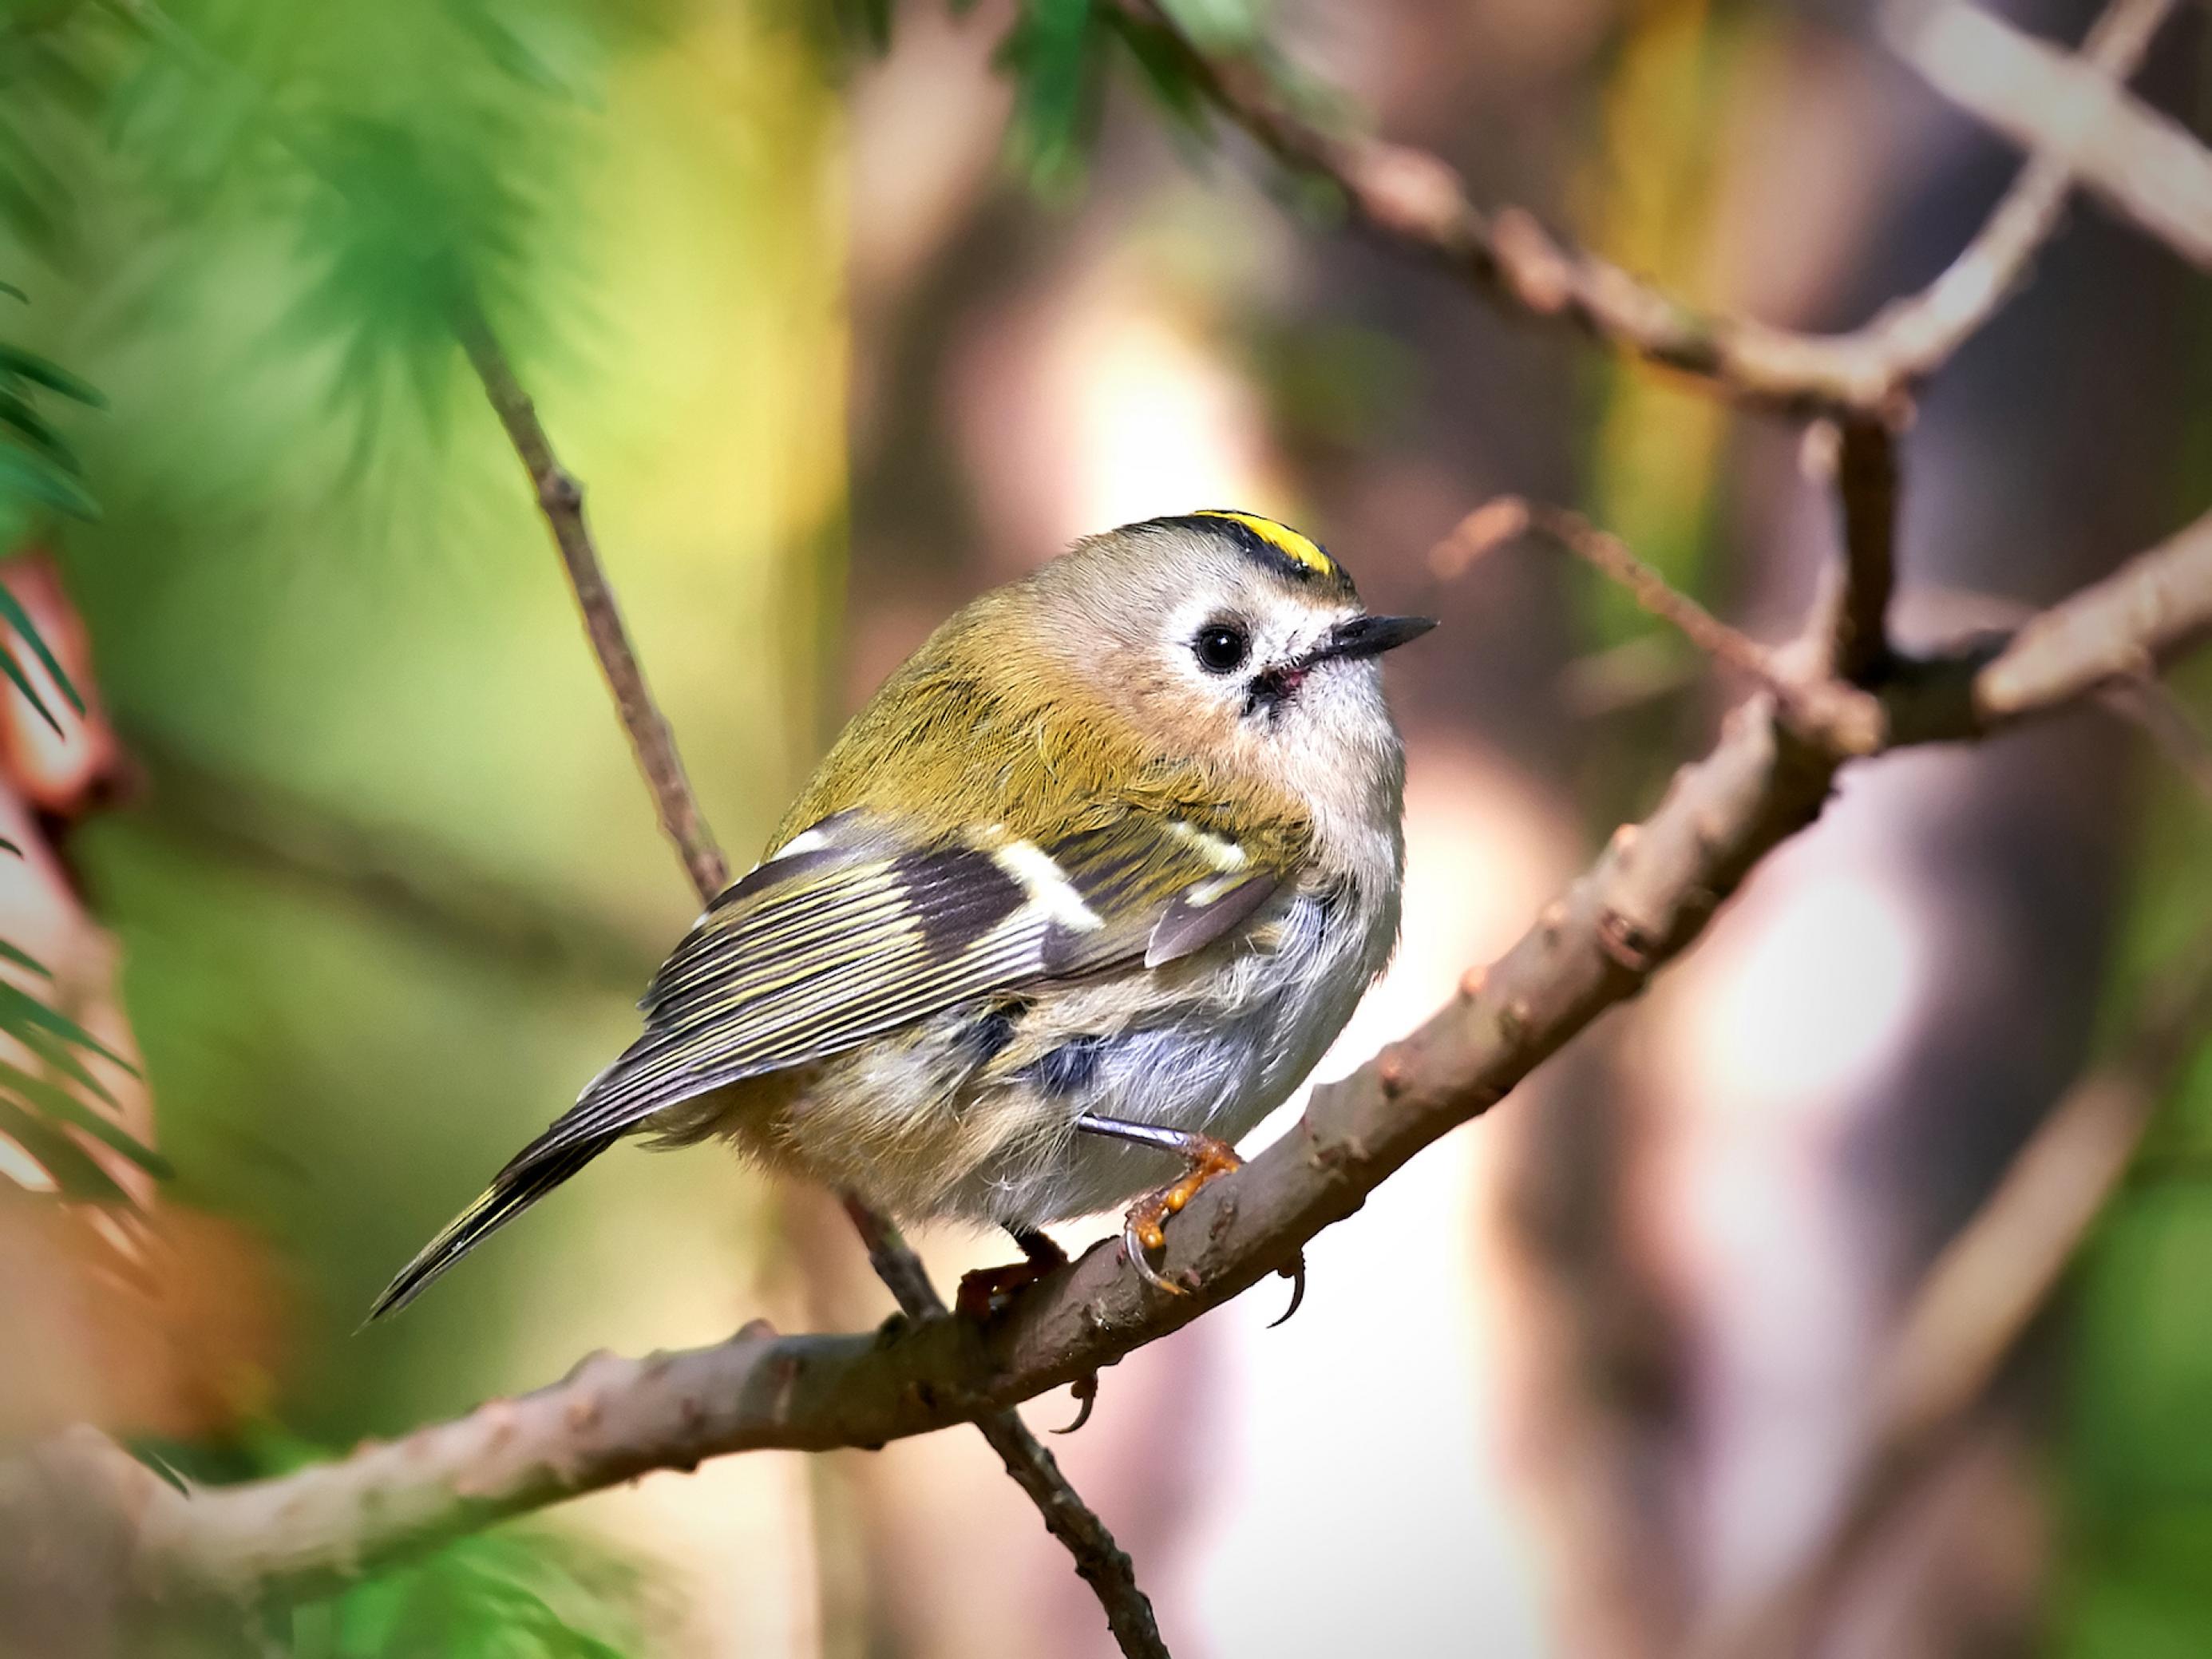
left=955, top=1225, right=1069, bottom=1320
left=1076, top=1114, right=1244, bottom=1296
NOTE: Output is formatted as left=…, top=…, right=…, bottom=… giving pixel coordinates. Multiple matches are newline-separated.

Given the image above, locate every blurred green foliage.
left=0, top=354, right=168, bottom=1203
left=822, top=0, right=1279, bottom=190
left=2, top=0, right=842, bottom=1651
left=0, top=321, right=101, bottom=537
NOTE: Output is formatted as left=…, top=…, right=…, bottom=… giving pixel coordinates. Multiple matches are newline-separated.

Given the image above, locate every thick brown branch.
left=46, top=696, right=1842, bottom=1612
left=27, top=489, right=2207, bottom=1617
left=457, top=319, right=1165, bottom=1654
left=1694, top=929, right=2212, bottom=1659
left=1829, top=419, right=1901, bottom=679
left=1112, top=0, right=2171, bottom=417
left=1893, top=0, right=2212, bottom=271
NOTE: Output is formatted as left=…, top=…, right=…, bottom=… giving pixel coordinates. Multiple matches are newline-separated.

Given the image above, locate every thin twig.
left=1969, top=506, right=2212, bottom=723
left=454, top=313, right=730, bottom=901
left=1110, top=0, right=2173, bottom=418
left=1442, top=497, right=1887, bottom=753
left=457, top=316, right=1168, bottom=1658
left=843, top=1202, right=1169, bottom=1659
left=1693, top=928, right=2212, bottom=1659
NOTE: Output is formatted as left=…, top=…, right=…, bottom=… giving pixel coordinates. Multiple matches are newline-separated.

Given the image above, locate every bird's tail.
left=365, top=1138, right=608, bottom=1321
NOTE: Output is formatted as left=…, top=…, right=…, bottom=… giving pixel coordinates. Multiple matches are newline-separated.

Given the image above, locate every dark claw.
left=1053, top=1372, right=1100, bottom=1435
left=1266, top=1250, right=1308, bottom=1328
left=1123, top=1214, right=1186, bottom=1296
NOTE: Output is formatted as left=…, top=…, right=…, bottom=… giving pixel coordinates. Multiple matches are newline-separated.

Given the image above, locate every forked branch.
left=1110, top=0, right=2174, bottom=418
left=31, top=497, right=2212, bottom=1612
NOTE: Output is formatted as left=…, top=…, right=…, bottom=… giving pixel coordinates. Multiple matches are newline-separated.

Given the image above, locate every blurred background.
left=2, top=0, right=2210, bottom=1653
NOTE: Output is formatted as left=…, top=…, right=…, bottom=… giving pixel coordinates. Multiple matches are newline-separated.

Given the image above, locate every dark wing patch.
left=900, top=844, right=1028, bottom=956
left=373, top=806, right=1296, bottom=1317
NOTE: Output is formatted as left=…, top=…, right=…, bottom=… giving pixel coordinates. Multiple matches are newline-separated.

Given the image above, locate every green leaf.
left=0, top=981, right=135, bottom=1074
left=0, top=389, right=79, bottom=471
left=0, top=939, right=53, bottom=979
left=0, top=579, right=85, bottom=716
left=0, top=283, right=24, bottom=303
left=0, top=1060, right=170, bottom=1179
left=834, top=0, right=896, bottom=53
left=15, top=1022, right=123, bottom=1107
left=0, top=635, right=62, bottom=734
left=0, top=344, right=105, bottom=408
left=132, top=1447, right=192, bottom=1497
left=0, top=1096, right=129, bottom=1202
left=999, top=0, right=1108, bottom=191
left=0, top=442, right=100, bottom=521
left=1153, top=0, right=1269, bottom=53
left=0, top=836, right=18, bottom=856
left=1105, top=11, right=1211, bottom=131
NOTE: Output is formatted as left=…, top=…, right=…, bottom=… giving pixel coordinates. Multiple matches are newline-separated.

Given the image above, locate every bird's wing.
left=536, top=807, right=1283, bottom=1158
left=367, top=806, right=1284, bottom=1317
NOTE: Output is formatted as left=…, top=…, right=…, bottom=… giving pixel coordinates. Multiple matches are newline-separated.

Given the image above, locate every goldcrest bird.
left=370, top=510, right=1433, bottom=1319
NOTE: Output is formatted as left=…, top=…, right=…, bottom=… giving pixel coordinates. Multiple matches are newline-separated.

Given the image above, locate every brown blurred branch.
left=29, top=492, right=2212, bottom=1613
left=1830, top=420, right=1901, bottom=679
left=134, top=738, right=650, bottom=984
left=457, top=316, right=1168, bottom=1658
left=1893, top=0, right=2212, bottom=271
left=1969, top=507, right=2212, bottom=724
left=1694, top=930, right=2212, bottom=1659
left=1111, top=0, right=2173, bottom=418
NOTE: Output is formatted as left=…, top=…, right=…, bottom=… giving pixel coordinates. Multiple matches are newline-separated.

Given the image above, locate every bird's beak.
left=1316, top=613, right=1439, bottom=663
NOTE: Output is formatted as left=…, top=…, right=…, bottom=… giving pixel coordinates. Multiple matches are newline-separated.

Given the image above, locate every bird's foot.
left=1119, top=1132, right=1242, bottom=1296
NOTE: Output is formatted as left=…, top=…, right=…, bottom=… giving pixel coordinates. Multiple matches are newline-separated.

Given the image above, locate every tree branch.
left=1969, top=506, right=2212, bottom=726
left=1829, top=419, right=1901, bottom=680
left=1446, top=497, right=1886, bottom=753
left=456, top=318, right=1167, bottom=1657
left=35, top=494, right=2210, bottom=1611
left=1110, top=0, right=2173, bottom=418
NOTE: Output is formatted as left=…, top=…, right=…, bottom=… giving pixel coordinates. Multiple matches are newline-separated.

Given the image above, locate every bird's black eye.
left=1193, top=622, right=1250, bottom=675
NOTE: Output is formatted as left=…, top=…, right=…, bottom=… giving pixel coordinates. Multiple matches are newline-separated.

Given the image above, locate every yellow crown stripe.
left=1193, top=509, right=1339, bottom=580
